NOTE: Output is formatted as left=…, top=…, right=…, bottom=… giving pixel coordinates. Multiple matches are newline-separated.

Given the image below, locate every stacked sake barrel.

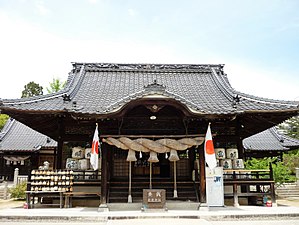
left=214, top=148, right=244, bottom=170
left=65, top=147, right=92, bottom=170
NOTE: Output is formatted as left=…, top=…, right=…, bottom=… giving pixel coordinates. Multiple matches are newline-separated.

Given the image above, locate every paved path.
left=0, top=198, right=299, bottom=222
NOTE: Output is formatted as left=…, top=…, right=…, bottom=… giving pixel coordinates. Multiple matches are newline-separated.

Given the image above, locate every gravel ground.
left=0, top=198, right=298, bottom=210
left=0, top=199, right=25, bottom=209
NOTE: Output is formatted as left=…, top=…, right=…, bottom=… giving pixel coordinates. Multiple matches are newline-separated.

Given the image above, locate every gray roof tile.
left=243, top=127, right=299, bottom=151
left=0, top=118, right=57, bottom=152
left=1, top=63, right=298, bottom=115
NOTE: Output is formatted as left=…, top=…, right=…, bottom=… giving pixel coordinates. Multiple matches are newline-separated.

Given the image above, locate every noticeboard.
left=143, top=189, right=166, bottom=209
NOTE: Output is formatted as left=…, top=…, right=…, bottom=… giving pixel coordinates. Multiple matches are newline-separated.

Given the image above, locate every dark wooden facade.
left=1, top=63, right=298, bottom=204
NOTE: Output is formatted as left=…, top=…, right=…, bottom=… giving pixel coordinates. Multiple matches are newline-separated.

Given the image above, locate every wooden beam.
left=100, top=134, right=205, bottom=138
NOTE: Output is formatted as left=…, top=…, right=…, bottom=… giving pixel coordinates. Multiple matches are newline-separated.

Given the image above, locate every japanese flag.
left=90, top=124, right=99, bottom=170
left=204, top=123, right=217, bottom=170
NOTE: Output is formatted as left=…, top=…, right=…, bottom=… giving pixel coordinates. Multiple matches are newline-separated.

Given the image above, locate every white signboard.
left=205, top=167, right=224, bottom=207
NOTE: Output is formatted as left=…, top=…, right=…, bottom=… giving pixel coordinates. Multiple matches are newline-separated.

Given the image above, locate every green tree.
left=245, top=157, right=295, bottom=185
left=21, top=81, right=43, bottom=98
left=283, top=151, right=299, bottom=174
left=0, top=114, right=9, bottom=130
left=46, top=78, right=66, bottom=94
left=278, top=116, right=299, bottom=139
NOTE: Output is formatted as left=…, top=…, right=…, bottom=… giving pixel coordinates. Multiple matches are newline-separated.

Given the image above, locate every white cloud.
left=224, top=62, right=299, bottom=101
left=35, top=0, right=50, bottom=16
left=128, top=8, right=137, bottom=17
left=0, top=10, right=297, bottom=102
left=0, top=11, right=176, bottom=99
left=87, top=0, right=98, bottom=4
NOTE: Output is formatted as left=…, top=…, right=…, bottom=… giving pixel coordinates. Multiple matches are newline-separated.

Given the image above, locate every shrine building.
left=0, top=63, right=298, bottom=207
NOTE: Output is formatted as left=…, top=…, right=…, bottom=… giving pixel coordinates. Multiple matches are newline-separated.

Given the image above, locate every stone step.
left=276, top=184, right=299, bottom=198
left=108, top=179, right=198, bottom=203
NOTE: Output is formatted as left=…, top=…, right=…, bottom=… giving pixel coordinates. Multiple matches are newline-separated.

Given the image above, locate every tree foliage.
left=9, top=182, right=27, bottom=199
left=0, top=114, right=9, bottom=130
left=245, top=157, right=295, bottom=185
left=283, top=151, right=299, bottom=174
left=46, top=78, right=66, bottom=94
left=21, top=81, right=43, bottom=98
left=278, top=116, right=299, bottom=139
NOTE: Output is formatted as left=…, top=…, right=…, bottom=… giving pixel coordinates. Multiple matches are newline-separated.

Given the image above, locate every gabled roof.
left=0, top=118, right=57, bottom=152
left=1, top=63, right=298, bottom=115
left=0, top=63, right=298, bottom=140
left=243, top=127, right=299, bottom=151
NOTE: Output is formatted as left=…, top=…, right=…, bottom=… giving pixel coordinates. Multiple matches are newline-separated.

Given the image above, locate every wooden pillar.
left=100, top=144, right=108, bottom=204
left=56, top=117, right=64, bottom=169
left=237, top=138, right=244, bottom=159
left=53, top=147, right=57, bottom=170
left=233, top=183, right=239, bottom=207
left=198, top=144, right=206, bottom=203
left=56, top=140, right=63, bottom=169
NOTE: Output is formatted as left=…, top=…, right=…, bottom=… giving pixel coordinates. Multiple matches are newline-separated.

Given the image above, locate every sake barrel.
left=85, top=148, right=92, bottom=159
left=226, top=148, right=238, bottom=159
left=220, top=159, right=232, bottom=169
left=72, top=146, right=85, bottom=159
left=232, top=159, right=244, bottom=169
left=78, top=159, right=90, bottom=170
left=66, top=158, right=79, bottom=170
left=215, top=148, right=226, bottom=159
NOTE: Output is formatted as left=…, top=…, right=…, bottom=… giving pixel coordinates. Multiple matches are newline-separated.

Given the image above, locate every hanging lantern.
left=148, top=151, right=159, bottom=162
left=21, top=160, right=25, bottom=165
left=126, top=149, right=137, bottom=162
left=13, top=161, right=17, bottom=165
left=168, top=150, right=179, bottom=162
left=165, top=152, right=168, bottom=159
left=139, top=151, right=142, bottom=159
left=6, top=160, right=10, bottom=165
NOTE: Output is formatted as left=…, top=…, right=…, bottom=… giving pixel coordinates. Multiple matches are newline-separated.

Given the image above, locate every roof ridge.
left=73, top=62, right=225, bottom=71
left=210, top=68, right=236, bottom=106
left=68, top=64, right=86, bottom=100
left=0, top=118, right=15, bottom=141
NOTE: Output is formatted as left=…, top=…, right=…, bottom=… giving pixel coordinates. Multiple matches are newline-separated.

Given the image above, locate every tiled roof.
left=1, top=63, right=298, bottom=116
left=243, top=127, right=299, bottom=151
left=0, top=118, right=57, bottom=152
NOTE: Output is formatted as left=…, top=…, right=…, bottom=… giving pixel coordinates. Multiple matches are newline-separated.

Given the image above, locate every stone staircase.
left=276, top=183, right=299, bottom=198
left=108, top=177, right=199, bottom=203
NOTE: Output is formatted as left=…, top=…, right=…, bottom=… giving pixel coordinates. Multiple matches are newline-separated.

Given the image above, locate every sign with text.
left=143, top=189, right=166, bottom=209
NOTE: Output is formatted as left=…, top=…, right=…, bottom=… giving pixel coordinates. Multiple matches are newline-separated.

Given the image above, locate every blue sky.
left=0, top=0, right=298, bottom=100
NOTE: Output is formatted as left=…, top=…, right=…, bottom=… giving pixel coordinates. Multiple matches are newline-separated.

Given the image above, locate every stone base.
left=98, top=203, right=109, bottom=212
left=141, top=206, right=168, bottom=212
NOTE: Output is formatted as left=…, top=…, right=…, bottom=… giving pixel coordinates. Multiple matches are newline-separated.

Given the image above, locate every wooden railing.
left=223, top=169, right=275, bottom=206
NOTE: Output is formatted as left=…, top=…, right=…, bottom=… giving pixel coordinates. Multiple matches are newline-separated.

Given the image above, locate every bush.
left=9, top=182, right=27, bottom=199
left=283, top=150, right=299, bottom=174
left=245, top=157, right=295, bottom=185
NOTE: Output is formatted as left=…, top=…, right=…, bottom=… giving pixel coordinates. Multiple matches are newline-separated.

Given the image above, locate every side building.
left=0, top=118, right=57, bottom=180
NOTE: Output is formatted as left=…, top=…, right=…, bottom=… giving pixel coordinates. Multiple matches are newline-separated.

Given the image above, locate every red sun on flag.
left=205, top=139, right=215, bottom=155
